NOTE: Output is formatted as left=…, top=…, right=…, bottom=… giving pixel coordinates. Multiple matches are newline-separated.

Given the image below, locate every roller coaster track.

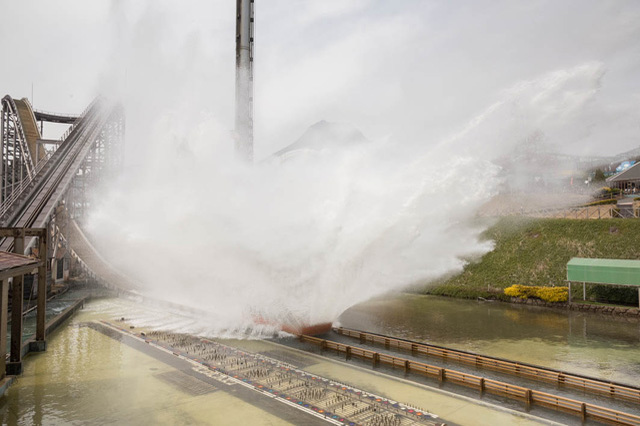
left=33, top=109, right=78, bottom=124
left=0, top=95, right=124, bottom=284
left=1, top=96, right=36, bottom=182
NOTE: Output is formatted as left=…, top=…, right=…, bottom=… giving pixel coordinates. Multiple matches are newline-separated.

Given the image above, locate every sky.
left=1, top=0, right=639, bottom=160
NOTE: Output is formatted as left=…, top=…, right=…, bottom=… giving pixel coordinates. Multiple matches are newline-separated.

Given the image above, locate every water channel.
left=339, top=294, right=640, bottom=387
left=0, top=293, right=638, bottom=425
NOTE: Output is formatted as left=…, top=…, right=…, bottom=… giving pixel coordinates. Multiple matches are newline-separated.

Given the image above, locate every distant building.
left=606, top=162, right=640, bottom=191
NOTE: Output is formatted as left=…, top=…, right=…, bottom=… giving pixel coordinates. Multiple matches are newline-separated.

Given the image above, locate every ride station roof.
left=567, top=257, right=640, bottom=286
left=606, top=162, right=640, bottom=183
left=0, top=251, right=40, bottom=281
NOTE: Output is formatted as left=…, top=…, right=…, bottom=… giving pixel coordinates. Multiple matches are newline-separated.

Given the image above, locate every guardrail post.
left=525, top=389, right=532, bottom=410
left=404, top=360, right=410, bottom=374
left=384, top=338, right=390, bottom=349
left=359, top=333, right=365, bottom=344
left=479, top=378, right=485, bottom=395
left=372, top=352, right=379, bottom=368
left=438, top=368, right=445, bottom=383
left=580, top=403, right=587, bottom=421
left=411, top=343, right=417, bottom=356
left=345, top=346, right=351, bottom=361
left=321, top=340, right=327, bottom=354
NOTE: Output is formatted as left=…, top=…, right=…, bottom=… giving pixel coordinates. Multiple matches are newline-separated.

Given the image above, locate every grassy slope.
left=424, top=217, right=640, bottom=300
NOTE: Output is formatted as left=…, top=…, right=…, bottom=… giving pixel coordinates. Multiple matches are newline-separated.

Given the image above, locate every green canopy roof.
left=567, top=258, right=640, bottom=286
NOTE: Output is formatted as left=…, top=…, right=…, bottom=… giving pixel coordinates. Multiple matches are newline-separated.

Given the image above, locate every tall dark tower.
left=235, top=0, right=254, bottom=162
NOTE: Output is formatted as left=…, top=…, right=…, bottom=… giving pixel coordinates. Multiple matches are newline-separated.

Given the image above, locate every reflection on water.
left=339, top=294, right=640, bottom=386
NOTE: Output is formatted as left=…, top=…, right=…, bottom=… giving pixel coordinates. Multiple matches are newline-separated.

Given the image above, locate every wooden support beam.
left=9, top=233, right=24, bottom=374
left=35, top=232, right=47, bottom=345
left=0, top=228, right=46, bottom=238
left=0, top=279, right=8, bottom=380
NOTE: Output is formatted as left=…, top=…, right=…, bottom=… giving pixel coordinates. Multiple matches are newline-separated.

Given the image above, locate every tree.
left=593, top=168, right=606, bottom=182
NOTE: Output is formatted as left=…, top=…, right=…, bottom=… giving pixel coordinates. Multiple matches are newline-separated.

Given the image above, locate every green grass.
left=422, top=217, right=640, bottom=300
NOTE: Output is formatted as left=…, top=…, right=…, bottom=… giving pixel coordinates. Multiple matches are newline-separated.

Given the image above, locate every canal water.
left=338, top=294, right=640, bottom=387
left=0, top=293, right=638, bottom=425
left=0, top=297, right=550, bottom=426
left=0, top=299, right=291, bottom=426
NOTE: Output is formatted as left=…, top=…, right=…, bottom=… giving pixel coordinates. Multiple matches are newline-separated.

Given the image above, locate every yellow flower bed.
left=504, top=284, right=568, bottom=303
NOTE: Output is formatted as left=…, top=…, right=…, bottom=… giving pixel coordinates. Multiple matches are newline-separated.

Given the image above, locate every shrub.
left=589, top=285, right=639, bottom=306
left=598, top=187, right=621, bottom=197
left=583, top=199, right=618, bottom=207
left=504, top=284, right=568, bottom=303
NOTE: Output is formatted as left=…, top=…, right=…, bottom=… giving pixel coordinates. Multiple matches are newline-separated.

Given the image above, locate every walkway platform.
left=98, top=320, right=445, bottom=426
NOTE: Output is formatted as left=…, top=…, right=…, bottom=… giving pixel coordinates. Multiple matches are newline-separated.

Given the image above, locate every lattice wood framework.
left=0, top=96, right=36, bottom=204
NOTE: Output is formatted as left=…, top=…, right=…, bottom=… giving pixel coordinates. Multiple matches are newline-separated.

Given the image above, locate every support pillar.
left=568, top=282, right=572, bottom=304
left=34, top=233, right=47, bottom=351
left=583, top=282, right=586, bottom=302
left=8, top=233, right=24, bottom=375
left=0, top=279, right=8, bottom=380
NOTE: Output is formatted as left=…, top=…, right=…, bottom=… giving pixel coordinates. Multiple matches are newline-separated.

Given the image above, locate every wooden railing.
left=299, top=334, right=640, bottom=425
left=334, top=327, right=640, bottom=404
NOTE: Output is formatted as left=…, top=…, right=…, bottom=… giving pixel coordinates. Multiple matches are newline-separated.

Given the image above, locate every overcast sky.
left=1, top=0, right=639, bottom=159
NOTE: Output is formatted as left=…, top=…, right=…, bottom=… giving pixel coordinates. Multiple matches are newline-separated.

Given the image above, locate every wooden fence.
left=300, top=334, right=640, bottom=425
left=334, top=327, right=640, bottom=404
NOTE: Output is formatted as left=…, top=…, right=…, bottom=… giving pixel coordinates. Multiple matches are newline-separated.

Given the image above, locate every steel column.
left=234, top=0, right=254, bottom=162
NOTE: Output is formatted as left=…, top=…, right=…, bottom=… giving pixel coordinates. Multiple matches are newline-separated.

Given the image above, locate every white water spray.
left=87, top=62, right=606, bottom=336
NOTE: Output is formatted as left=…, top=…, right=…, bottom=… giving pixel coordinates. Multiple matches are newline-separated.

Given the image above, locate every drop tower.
left=235, top=0, right=254, bottom=162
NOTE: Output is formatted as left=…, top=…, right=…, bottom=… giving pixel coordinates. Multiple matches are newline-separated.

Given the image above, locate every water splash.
left=87, top=63, right=605, bottom=336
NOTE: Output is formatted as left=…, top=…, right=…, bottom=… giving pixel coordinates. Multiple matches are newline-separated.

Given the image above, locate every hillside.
left=424, top=217, right=640, bottom=300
